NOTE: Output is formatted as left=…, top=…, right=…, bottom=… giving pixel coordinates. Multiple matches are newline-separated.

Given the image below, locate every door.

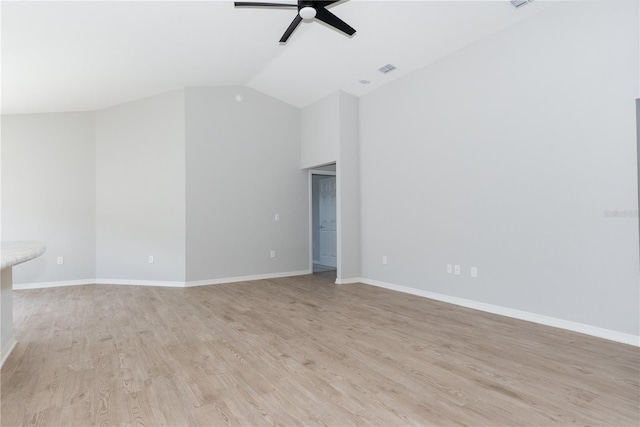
left=318, top=176, right=337, bottom=268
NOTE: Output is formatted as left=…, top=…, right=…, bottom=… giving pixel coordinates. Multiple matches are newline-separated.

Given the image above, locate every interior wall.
left=337, top=92, right=361, bottom=280
left=301, top=92, right=339, bottom=169
left=637, top=98, right=640, bottom=258
left=185, top=86, right=308, bottom=282
left=95, top=90, right=186, bottom=282
left=359, top=1, right=640, bottom=335
left=1, top=112, right=96, bottom=284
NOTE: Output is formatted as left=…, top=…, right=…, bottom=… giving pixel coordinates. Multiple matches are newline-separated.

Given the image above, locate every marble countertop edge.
left=1, top=241, right=47, bottom=270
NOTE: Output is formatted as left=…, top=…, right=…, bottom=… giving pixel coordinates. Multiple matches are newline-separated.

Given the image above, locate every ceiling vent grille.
left=511, top=0, right=533, bottom=8
left=378, top=64, right=397, bottom=74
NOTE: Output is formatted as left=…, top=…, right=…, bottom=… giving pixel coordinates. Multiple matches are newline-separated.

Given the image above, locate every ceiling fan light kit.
left=234, top=1, right=356, bottom=43
left=299, top=6, right=316, bottom=20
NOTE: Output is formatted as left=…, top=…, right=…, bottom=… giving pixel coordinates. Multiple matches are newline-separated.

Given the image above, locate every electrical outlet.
left=382, top=255, right=388, bottom=265
left=57, top=256, right=64, bottom=265
left=454, top=265, right=461, bottom=275
left=270, top=250, right=276, bottom=258
left=471, top=266, right=478, bottom=278
left=274, top=213, right=280, bottom=222
left=447, top=264, right=453, bottom=274
left=149, top=255, right=154, bottom=264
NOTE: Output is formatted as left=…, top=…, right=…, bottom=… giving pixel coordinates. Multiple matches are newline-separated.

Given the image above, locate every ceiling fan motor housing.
left=298, top=1, right=316, bottom=19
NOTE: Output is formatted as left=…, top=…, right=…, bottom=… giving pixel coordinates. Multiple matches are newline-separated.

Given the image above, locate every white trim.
left=8, top=274, right=637, bottom=346
left=335, top=277, right=361, bottom=285
left=1, top=336, right=17, bottom=369
left=13, top=279, right=94, bottom=290
left=309, top=170, right=337, bottom=176
left=12, top=270, right=313, bottom=290
left=335, top=165, right=343, bottom=283
left=94, top=279, right=185, bottom=287
left=186, top=270, right=311, bottom=287
left=358, top=278, right=640, bottom=347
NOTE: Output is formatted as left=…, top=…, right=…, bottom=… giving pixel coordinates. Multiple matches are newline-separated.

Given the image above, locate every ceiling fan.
left=234, top=1, right=356, bottom=43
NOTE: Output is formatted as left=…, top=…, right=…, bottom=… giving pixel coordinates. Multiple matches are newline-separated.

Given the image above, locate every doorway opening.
left=310, top=165, right=337, bottom=278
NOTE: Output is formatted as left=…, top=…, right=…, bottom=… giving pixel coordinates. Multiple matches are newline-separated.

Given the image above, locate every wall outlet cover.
left=471, top=266, right=478, bottom=278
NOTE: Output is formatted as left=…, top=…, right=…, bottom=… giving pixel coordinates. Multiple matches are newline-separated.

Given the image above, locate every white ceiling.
left=1, top=0, right=556, bottom=114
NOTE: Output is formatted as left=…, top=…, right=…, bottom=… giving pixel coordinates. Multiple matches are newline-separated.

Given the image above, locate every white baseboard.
left=13, top=279, right=94, bottom=290
left=186, top=270, right=312, bottom=287
left=12, top=270, right=314, bottom=290
left=94, top=278, right=185, bottom=287
left=1, top=335, right=17, bottom=369
left=356, top=278, right=640, bottom=347
left=335, top=277, right=361, bottom=285
left=13, top=274, right=634, bottom=346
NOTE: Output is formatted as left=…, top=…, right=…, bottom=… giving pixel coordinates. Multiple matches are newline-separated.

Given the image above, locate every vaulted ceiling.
left=1, top=0, right=555, bottom=114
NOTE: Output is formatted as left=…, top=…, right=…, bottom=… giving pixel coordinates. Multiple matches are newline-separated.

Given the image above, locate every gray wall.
left=337, top=92, right=361, bottom=280
left=301, top=92, right=340, bottom=169
left=359, top=1, right=640, bottom=335
left=96, top=90, right=186, bottom=282
left=637, top=98, right=639, bottom=259
left=185, top=87, right=308, bottom=281
left=1, top=112, right=96, bottom=284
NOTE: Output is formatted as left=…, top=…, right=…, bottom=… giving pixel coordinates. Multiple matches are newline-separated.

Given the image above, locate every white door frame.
left=308, top=168, right=338, bottom=278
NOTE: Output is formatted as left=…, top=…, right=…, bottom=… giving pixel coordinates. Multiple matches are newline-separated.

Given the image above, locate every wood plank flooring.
left=1, top=273, right=638, bottom=426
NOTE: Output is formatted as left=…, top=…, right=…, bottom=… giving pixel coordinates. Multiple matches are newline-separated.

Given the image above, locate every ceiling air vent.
left=511, top=0, right=533, bottom=8
left=378, top=64, right=397, bottom=74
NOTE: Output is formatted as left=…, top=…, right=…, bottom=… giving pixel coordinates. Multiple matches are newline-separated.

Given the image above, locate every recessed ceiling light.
left=359, top=79, right=370, bottom=85
left=378, top=64, right=397, bottom=74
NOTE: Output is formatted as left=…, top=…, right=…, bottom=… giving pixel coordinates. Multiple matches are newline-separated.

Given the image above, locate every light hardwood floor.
left=1, top=273, right=638, bottom=426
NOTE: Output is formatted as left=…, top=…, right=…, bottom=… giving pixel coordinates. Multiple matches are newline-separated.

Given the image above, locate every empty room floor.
left=1, top=274, right=638, bottom=426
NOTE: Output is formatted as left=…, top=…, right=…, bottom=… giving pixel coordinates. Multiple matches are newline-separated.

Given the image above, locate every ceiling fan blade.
left=280, top=14, right=303, bottom=43
left=314, top=1, right=341, bottom=7
left=315, top=7, right=355, bottom=36
left=234, top=2, right=297, bottom=8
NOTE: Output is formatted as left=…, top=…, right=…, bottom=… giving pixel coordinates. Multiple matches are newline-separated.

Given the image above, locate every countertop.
left=1, top=241, right=46, bottom=270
